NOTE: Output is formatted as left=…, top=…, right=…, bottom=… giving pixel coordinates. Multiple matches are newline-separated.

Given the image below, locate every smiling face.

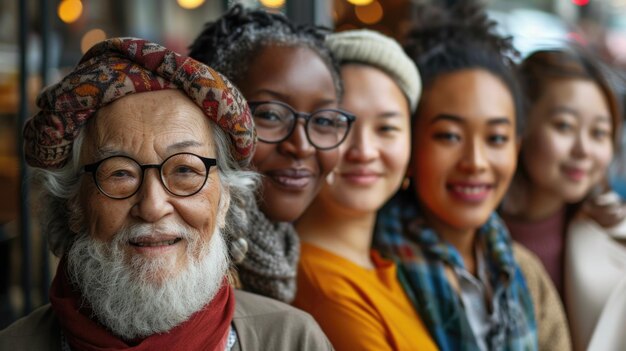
left=522, top=78, right=614, bottom=203
left=237, top=45, right=339, bottom=222
left=78, top=89, right=227, bottom=283
left=412, top=69, right=517, bottom=234
left=318, top=64, right=411, bottom=213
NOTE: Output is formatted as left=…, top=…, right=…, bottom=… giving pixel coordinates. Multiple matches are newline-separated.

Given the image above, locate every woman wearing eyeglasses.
left=189, top=5, right=354, bottom=302
left=292, top=30, right=438, bottom=350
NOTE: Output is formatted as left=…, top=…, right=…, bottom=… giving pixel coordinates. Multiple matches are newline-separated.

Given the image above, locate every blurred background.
left=0, top=0, right=625, bottom=327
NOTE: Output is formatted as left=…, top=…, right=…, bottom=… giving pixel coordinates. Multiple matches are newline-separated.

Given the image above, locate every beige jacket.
left=0, top=289, right=332, bottom=350
left=513, top=243, right=572, bottom=351
left=565, top=218, right=626, bottom=351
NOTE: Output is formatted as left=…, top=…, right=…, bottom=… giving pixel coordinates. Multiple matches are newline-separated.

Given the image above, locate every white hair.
left=66, top=220, right=229, bottom=339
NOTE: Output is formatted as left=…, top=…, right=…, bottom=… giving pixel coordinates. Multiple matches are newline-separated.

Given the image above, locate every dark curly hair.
left=189, top=4, right=342, bottom=98
left=405, top=1, right=524, bottom=135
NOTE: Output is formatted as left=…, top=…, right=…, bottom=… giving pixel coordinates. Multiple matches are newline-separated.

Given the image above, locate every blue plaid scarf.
left=374, top=191, right=537, bottom=351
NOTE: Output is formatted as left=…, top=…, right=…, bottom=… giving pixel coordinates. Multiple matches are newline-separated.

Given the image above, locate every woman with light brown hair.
left=500, top=47, right=625, bottom=350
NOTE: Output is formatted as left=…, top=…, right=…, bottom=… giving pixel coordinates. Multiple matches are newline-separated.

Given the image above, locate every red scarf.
left=49, top=258, right=235, bottom=351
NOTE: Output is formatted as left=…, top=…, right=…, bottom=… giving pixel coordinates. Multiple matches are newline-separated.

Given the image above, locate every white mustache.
left=326, top=171, right=336, bottom=186
left=67, top=222, right=228, bottom=339
left=115, top=221, right=197, bottom=243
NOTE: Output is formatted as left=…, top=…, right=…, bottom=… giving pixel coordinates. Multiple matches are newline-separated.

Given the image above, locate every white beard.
left=66, top=221, right=230, bottom=340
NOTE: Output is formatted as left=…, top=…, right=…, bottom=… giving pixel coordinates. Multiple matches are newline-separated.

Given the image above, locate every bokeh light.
left=347, top=0, right=374, bottom=5
left=81, top=29, right=107, bottom=54
left=354, top=0, right=383, bottom=25
left=571, top=0, right=590, bottom=5
left=177, top=0, right=205, bottom=10
left=260, top=0, right=286, bottom=8
left=58, top=0, right=83, bottom=24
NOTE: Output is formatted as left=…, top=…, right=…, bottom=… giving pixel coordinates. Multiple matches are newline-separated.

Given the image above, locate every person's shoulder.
left=512, top=242, right=544, bottom=277
left=299, top=243, right=346, bottom=271
left=512, top=242, right=553, bottom=295
left=0, top=304, right=62, bottom=350
left=234, top=289, right=314, bottom=319
left=568, top=217, right=604, bottom=235
left=232, top=290, right=332, bottom=350
left=569, top=215, right=626, bottom=240
left=298, top=245, right=361, bottom=292
left=512, top=243, right=572, bottom=351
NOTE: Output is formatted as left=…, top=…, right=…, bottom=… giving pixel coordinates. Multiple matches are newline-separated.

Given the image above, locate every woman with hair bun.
left=189, top=4, right=355, bottom=303
left=374, top=2, right=570, bottom=350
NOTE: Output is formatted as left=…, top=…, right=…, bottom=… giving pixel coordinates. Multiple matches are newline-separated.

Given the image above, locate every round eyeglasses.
left=248, top=100, right=356, bottom=150
left=83, top=153, right=218, bottom=200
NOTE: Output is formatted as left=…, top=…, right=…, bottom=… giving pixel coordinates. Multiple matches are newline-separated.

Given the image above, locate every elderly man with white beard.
left=0, top=38, right=332, bottom=351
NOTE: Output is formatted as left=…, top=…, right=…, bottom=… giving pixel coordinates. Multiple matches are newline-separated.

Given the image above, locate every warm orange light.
left=81, top=29, right=107, bottom=54
left=58, top=0, right=83, bottom=24
left=347, top=0, right=374, bottom=5
left=260, top=0, right=286, bottom=8
left=177, top=0, right=205, bottom=10
left=355, top=0, right=383, bottom=25
left=335, top=0, right=347, bottom=21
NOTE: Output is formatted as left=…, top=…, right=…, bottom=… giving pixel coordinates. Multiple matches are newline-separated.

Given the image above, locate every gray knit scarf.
left=236, top=202, right=300, bottom=303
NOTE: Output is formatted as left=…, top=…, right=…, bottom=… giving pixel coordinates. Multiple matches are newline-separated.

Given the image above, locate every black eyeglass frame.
left=248, top=100, right=356, bottom=150
left=83, top=152, right=218, bottom=200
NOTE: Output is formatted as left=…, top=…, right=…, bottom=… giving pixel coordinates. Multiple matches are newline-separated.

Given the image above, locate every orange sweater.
left=294, top=243, right=438, bottom=351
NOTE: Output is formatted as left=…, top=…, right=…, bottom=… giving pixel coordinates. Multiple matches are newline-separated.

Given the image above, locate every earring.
left=229, top=237, right=249, bottom=264
left=326, top=171, right=335, bottom=186
left=401, top=177, right=411, bottom=190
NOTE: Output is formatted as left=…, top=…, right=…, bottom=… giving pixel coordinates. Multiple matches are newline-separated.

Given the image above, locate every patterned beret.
left=24, top=37, right=256, bottom=169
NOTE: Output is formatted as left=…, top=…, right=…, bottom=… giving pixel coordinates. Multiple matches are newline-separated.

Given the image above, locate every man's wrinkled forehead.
left=81, top=90, right=216, bottom=162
